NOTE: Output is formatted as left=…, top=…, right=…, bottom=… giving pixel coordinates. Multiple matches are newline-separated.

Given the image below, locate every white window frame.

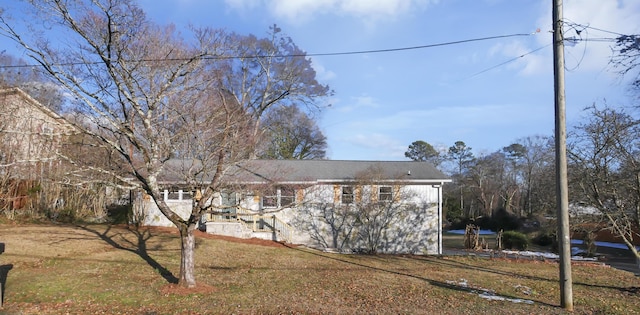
left=163, top=189, right=192, bottom=201
left=341, top=186, right=354, bottom=204
left=262, top=187, right=296, bottom=208
left=379, top=186, right=393, bottom=201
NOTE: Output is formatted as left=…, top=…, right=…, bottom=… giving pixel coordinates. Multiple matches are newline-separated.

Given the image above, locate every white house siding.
left=0, top=88, right=74, bottom=173
left=292, top=184, right=441, bottom=254
left=135, top=191, right=193, bottom=227
left=137, top=183, right=444, bottom=255
left=376, top=202, right=439, bottom=255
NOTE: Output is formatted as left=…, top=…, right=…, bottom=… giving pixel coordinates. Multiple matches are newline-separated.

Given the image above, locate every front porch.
left=202, top=208, right=294, bottom=243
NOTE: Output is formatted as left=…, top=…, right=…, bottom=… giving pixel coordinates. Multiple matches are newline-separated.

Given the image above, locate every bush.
left=107, top=204, right=133, bottom=224
left=502, top=231, right=529, bottom=250
left=449, top=208, right=522, bottom=232
left=533, top=230, right=555, bottom=247
left=489, top=208, right=521, bottom=231
left=46, top=207, right=76, bottom=223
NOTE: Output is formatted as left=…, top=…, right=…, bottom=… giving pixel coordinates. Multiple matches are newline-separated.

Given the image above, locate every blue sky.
left=5, top=0, right=640, bottom=160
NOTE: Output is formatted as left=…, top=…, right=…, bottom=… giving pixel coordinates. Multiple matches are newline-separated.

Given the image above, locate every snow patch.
left=446, top=278, right=534, bottom=305
left=500, top=250, right=598, bottom=261
left=571, top=239, right=640, bottom=251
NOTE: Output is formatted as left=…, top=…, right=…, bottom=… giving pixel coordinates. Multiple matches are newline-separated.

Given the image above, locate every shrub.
left=450, top=209, right=522, bottom=232
left=489, top=208, right=521, bottom=231
left=533, top=230, right=555, bottom=247
left=107, top=204, right=133, bottom=224
left=502, top=231, right=529, bottom=250
left=47, top=207, right=76, bottom=223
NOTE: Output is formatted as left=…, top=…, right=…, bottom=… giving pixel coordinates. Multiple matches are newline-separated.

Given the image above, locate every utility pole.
left=552, top=0, right=573, bottom=311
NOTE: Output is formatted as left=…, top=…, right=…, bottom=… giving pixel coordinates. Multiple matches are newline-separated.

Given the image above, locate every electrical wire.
left=578, top=37, right=619, bottom=42
left=560, top=19, right=635, bottom=71
left=563, top=20, right=627, bottom=42
left=0, top=32, right=537, bottom=69
left=303, top=33, right=537, bottom=57
left=563, top=20, right=588, bottom=72
left=459, top=20, right=630, bottom=80
left=576, top=24, right=625, bottom=37
left=462, top=44, right=551, bottom=81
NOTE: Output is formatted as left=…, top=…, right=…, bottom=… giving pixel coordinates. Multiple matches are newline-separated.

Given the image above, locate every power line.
left=0, top=32, right=537, bottom=69
left=577, top=37, right=619, bottom=42
left=303, top=33, right=537, bottom=57
left=559, top=19, right=634, bottom=72
left=576, top=24, right=625, bottom=37
left=462, top=44, right=552, bottom=80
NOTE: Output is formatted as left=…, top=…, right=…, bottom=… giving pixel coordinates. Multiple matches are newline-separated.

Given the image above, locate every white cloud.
left=484, top=0, right=640, bottom=79
left=489, top=40, right=548, bottom=76
left=225, top=0, right=437, bottom=24
left=310, top=59, right=336, bottom=82
left=329, top=101, right=552, bottom=159
left=338, top=0, right=426, bottom=18
left=224, top=0, right=261, bottom=11
left=370, top=103, right=547, bottom=132
left=271, top=0, right=335, bottom=22
left=344, top=133, right=407, bottom=159
left=337, top=94, right=380, bottom=112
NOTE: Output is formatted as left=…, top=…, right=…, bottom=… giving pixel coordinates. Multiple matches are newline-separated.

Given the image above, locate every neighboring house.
left=0, top=87, right=75, bottom=166
left=136, top=159, right=451, bottom=255
left=0, top=87, right=75, bottom=209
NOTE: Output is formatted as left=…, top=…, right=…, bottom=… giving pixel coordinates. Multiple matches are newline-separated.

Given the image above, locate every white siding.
left=137, top=183, right=444, bottom=254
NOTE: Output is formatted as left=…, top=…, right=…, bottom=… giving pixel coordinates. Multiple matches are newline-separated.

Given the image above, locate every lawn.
left=0, top=224, right=638, bottom=314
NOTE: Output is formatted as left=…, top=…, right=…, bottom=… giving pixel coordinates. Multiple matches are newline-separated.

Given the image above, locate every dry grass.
left=0, top=224, right=638, bottom=314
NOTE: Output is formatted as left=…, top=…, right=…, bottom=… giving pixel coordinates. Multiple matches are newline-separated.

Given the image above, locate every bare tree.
left=501, top=144, right=524, bottom=215
left=611, top=34, right=640, bottom=91
left=467, top=152, right=503, bottom=219
left=0, top=0, right=256, bottom=287
left=258, top=104, right=327, bottom=160
left=511, top=136, right=555, bottom=217
left=0, top=53, right=67, bottom=112
left=447, top=141, right=474, bottom=215
left=568, top=104, right=640, bottom=267
left=220, top=25, right=333, bottom=148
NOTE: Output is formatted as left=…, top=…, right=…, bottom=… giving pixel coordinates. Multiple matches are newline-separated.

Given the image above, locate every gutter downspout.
left=434, top=183, right=443, bottom=255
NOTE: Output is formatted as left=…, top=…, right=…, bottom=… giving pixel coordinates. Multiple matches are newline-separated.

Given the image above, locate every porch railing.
left=206, top=207, right=293, bottom=243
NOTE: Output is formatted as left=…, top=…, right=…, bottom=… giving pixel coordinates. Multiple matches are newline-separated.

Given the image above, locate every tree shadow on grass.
left=407, top=254, right=637, bottom=292
left=283, top=244, right=558, bottom=308
left=76, top=224, right=179, bottom=284
left=409, top=254, right=556, bottom=283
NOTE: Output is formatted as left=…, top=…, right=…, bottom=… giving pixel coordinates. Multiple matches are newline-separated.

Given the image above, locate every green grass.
left=0, top=224, right=638, bottom=314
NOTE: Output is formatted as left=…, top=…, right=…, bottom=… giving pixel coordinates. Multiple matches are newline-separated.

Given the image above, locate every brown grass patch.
left=159, top=283, right=218, bottom=296
left=0, top=223, right=639, bottom=314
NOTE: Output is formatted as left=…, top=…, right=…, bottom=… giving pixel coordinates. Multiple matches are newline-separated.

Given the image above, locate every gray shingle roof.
left=160, top=159, right=450, bottom=185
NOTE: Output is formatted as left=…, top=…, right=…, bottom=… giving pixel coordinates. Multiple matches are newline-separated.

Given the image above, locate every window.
left=379, top=186, right=393, bottom=201
left=164, top=189, right=192, bottom=201
left=342, top=186, right=354, bottom=204
left=221, top=192, right=237, bottom=207
left=262, top=186, right=296, bottom=208
left=280, top=187, right=295, bottom=207
left=262, top=189, right=278, bottom=208
left=220, top=192, right=237, bottom=220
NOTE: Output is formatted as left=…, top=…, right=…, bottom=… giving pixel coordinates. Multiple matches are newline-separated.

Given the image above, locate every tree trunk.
left=178, top=223, right=197, bottom=288
left=459, top=186, right=464, bottom=214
